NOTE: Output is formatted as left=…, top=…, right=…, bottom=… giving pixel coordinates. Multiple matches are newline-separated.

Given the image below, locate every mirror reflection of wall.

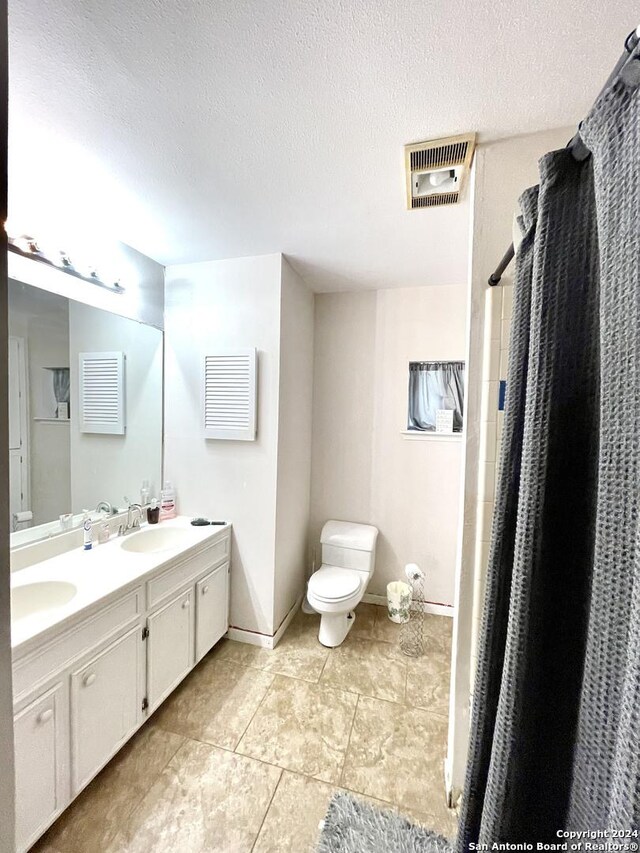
left=8, top=283, right=71, bottom=526
left=8, top=278, right=163, bottom=534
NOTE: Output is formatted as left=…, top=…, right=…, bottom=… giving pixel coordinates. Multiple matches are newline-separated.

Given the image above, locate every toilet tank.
left=320, top=520, right=379, bottom=575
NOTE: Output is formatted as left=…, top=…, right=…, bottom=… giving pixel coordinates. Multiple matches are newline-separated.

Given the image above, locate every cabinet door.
left=195, top=562, right=229, bottom=663
left=71, top=626, right=142, bottom=794
left=14, top=682, right=66, bottom=853
left=147, top=587, right=194, bottom=711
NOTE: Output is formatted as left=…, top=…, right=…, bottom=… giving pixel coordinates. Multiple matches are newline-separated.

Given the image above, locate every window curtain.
left=408, top=361, right=465, bottom=431
left=458, top=50, right=640, bottom=845
left=52, top=368, right=70, bottom=405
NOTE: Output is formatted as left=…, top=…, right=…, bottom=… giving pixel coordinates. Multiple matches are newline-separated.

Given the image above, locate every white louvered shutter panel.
left=79, top=352, right=126, bottom=435
left=204, top=349, right=257, bottom=440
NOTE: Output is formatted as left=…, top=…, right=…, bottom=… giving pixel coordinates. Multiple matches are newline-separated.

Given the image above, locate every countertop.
left=11, top=516, right=232, bottom=654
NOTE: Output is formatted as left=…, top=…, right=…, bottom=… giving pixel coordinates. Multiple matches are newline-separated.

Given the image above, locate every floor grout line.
left=338, top=692, right=359, bottom=788
left=249, top=766, right=284, bottom=853
left=233, top=672, right=279, bottom=752
left=316, top=647, right=331, bottom=682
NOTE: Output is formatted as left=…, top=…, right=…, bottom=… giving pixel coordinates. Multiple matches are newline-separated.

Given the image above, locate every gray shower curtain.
left=458, top=52, right=640, bottom=845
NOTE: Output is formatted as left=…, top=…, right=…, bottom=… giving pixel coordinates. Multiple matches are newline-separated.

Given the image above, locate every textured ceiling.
left=8, top=1, right=638, bottom=291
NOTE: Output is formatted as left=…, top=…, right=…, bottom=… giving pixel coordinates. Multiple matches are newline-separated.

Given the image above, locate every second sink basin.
left=120, top=527, right=192, bottom=554
left=12, top=581, right=77, bottom=621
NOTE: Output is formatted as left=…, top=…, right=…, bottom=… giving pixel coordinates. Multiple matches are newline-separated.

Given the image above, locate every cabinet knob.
left=37, top=708, right=53, bottom=725
left=182, top=599, right=190, bottom=609
left=83, top=672, right=97, bottom=687
left=202, top=585, right=210, bottom=595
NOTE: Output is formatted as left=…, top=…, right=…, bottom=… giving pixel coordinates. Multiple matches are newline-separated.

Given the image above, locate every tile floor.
left=35, top=603, right=457, bottom=853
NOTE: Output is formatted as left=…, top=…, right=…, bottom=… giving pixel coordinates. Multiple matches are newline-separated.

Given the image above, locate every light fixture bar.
left=7, top=236, right=125, bottom=293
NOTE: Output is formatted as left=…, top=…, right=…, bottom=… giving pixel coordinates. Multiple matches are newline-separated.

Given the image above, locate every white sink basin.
left=12, top=581, right=77, bottom=621
left=120, top=527, right=192, bottom=554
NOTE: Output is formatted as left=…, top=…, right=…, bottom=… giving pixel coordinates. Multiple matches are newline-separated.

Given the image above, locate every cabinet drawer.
left=70, top=626, right=143, bottom=794
left=13, top=588, right=142, bottom=700
left=147, top=535, right=229, bottom=609
left=14, top=682, right=67, bottom=853
left=195, top=562, right=229, bottom=663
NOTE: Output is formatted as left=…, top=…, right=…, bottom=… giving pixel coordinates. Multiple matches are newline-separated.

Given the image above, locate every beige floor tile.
left=153, top=656, right=274, bottom=749
left=118, top=739, right=281, bottom=853
left=405, top=648, right=451, bottom=716
left=371, top=605, right=403, bottom=643
left=253, top=770, right=456, bottom=853
left=424, top=614, right=453, bottom=655
left=212, top=619, right=329, bottom=682
left=252, top=771, right=336, bottom=853
left=342, top=695, right=449, bottom=816
left=342, top=788, right=458, bottom=843
left=236, top=676, right=358, bottom=783
left=41, top=723, right=184, bottom=853
left=27, top=842, right=64, bottom=853
left=349, top=603, right=380, bottom=640
left=320, top=636, right=407, bottom=702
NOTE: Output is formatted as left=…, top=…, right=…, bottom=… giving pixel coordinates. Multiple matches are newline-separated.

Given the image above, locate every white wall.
left=446, top=126, right=572, bottom=800
left=8, top=281, right=71, bottom=525
left=165, top=253, right=314, bottom=637
left=273, top=259, right=315, bottom=628
left=310, top=284, right=467, bottom=607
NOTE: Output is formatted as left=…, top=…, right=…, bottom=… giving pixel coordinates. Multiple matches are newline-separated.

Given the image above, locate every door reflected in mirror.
left=8, top=277, right=163, bottom=544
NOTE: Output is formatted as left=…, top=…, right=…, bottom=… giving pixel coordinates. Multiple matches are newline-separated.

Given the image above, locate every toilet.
left=307, top=520, right=379, bottom=647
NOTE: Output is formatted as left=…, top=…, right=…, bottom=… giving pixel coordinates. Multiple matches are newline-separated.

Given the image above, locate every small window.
left=407, top=361, right=465, bottom=433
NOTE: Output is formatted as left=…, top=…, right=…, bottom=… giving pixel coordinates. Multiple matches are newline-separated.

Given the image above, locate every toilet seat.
left=308, top=566, right=362, bottom=603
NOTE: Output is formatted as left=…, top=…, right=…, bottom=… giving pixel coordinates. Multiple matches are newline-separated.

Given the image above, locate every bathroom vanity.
left=10, top=517, right=231, bottom=852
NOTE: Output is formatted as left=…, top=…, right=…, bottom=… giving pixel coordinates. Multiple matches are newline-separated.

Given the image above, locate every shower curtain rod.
left=487, top=25, right=640, bottom=286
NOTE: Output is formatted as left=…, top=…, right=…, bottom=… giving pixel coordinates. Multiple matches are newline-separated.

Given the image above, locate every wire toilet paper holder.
left=400, top=563, right=425, bottom=657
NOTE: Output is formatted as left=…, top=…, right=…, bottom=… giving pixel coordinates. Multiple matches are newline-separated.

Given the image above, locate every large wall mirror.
left=8, top=276, right=163, bottom=545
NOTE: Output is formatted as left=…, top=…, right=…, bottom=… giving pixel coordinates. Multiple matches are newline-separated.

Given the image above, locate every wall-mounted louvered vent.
left=412, top=192, right=459, bottom=208
left=405, top=133, right=476, bottom=209
left=204, top=349, right=257, bottom=441
left=79, top=351, right=125, bottom=435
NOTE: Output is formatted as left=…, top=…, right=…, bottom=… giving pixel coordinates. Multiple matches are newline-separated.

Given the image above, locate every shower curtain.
left=459, top=52, right=640, bottom=844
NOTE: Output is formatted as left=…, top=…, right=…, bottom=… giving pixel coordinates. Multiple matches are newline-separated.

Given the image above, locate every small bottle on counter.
left=147, top=498, right=160, bottom=525
left=98, top=521, right=110, bottom=544
left=83, top=510, right=93, bottom=551
left=160, top=481, right=177, bottom=520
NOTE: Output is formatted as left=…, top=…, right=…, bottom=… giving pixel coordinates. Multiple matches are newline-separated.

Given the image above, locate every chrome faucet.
left=95, top=500, right=114, bottom=516
left=118, top=501, right=143, bottom=536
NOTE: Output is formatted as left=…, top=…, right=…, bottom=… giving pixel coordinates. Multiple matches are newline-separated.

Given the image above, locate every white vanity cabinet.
left=13, top=682, right=67, bottom=852
left=196, top=562, right=229, bottom=663
left=11, top=524, right=231, bottom=853
left=70, top=625, right=144, bottom=793
left=147, top=588, right=194, bottom=711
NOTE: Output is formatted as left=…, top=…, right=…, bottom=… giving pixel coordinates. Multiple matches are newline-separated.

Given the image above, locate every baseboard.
left=272, top=593, right=304, bottom=648
left=362, top=593, right=455, bottom=618
left=226, top=593, right=303, bottom=649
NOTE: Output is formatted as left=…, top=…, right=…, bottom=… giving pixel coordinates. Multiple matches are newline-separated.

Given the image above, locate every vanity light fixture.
left=6, top=230, right=125, bottom=293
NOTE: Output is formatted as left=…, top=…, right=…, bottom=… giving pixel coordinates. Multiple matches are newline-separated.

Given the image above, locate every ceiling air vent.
left=405, top=133, right=476, bottom=209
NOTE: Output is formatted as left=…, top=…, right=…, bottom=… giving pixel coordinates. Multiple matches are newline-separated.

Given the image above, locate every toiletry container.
left=160, top=482, right=177, bottom=520
left=82, top=510, right=93, bottom=551
left=147, top=499, right=160, bottom=524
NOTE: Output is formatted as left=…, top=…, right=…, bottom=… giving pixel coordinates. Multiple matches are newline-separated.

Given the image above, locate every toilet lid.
left=308, top=566, right=362, bottom=602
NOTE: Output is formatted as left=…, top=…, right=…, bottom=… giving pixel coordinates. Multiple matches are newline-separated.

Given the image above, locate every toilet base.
left=318, top=610, right=355, bottom=647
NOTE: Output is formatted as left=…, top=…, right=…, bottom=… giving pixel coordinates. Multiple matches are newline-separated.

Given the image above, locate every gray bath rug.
left=317, top=792, right=454, bottom=853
